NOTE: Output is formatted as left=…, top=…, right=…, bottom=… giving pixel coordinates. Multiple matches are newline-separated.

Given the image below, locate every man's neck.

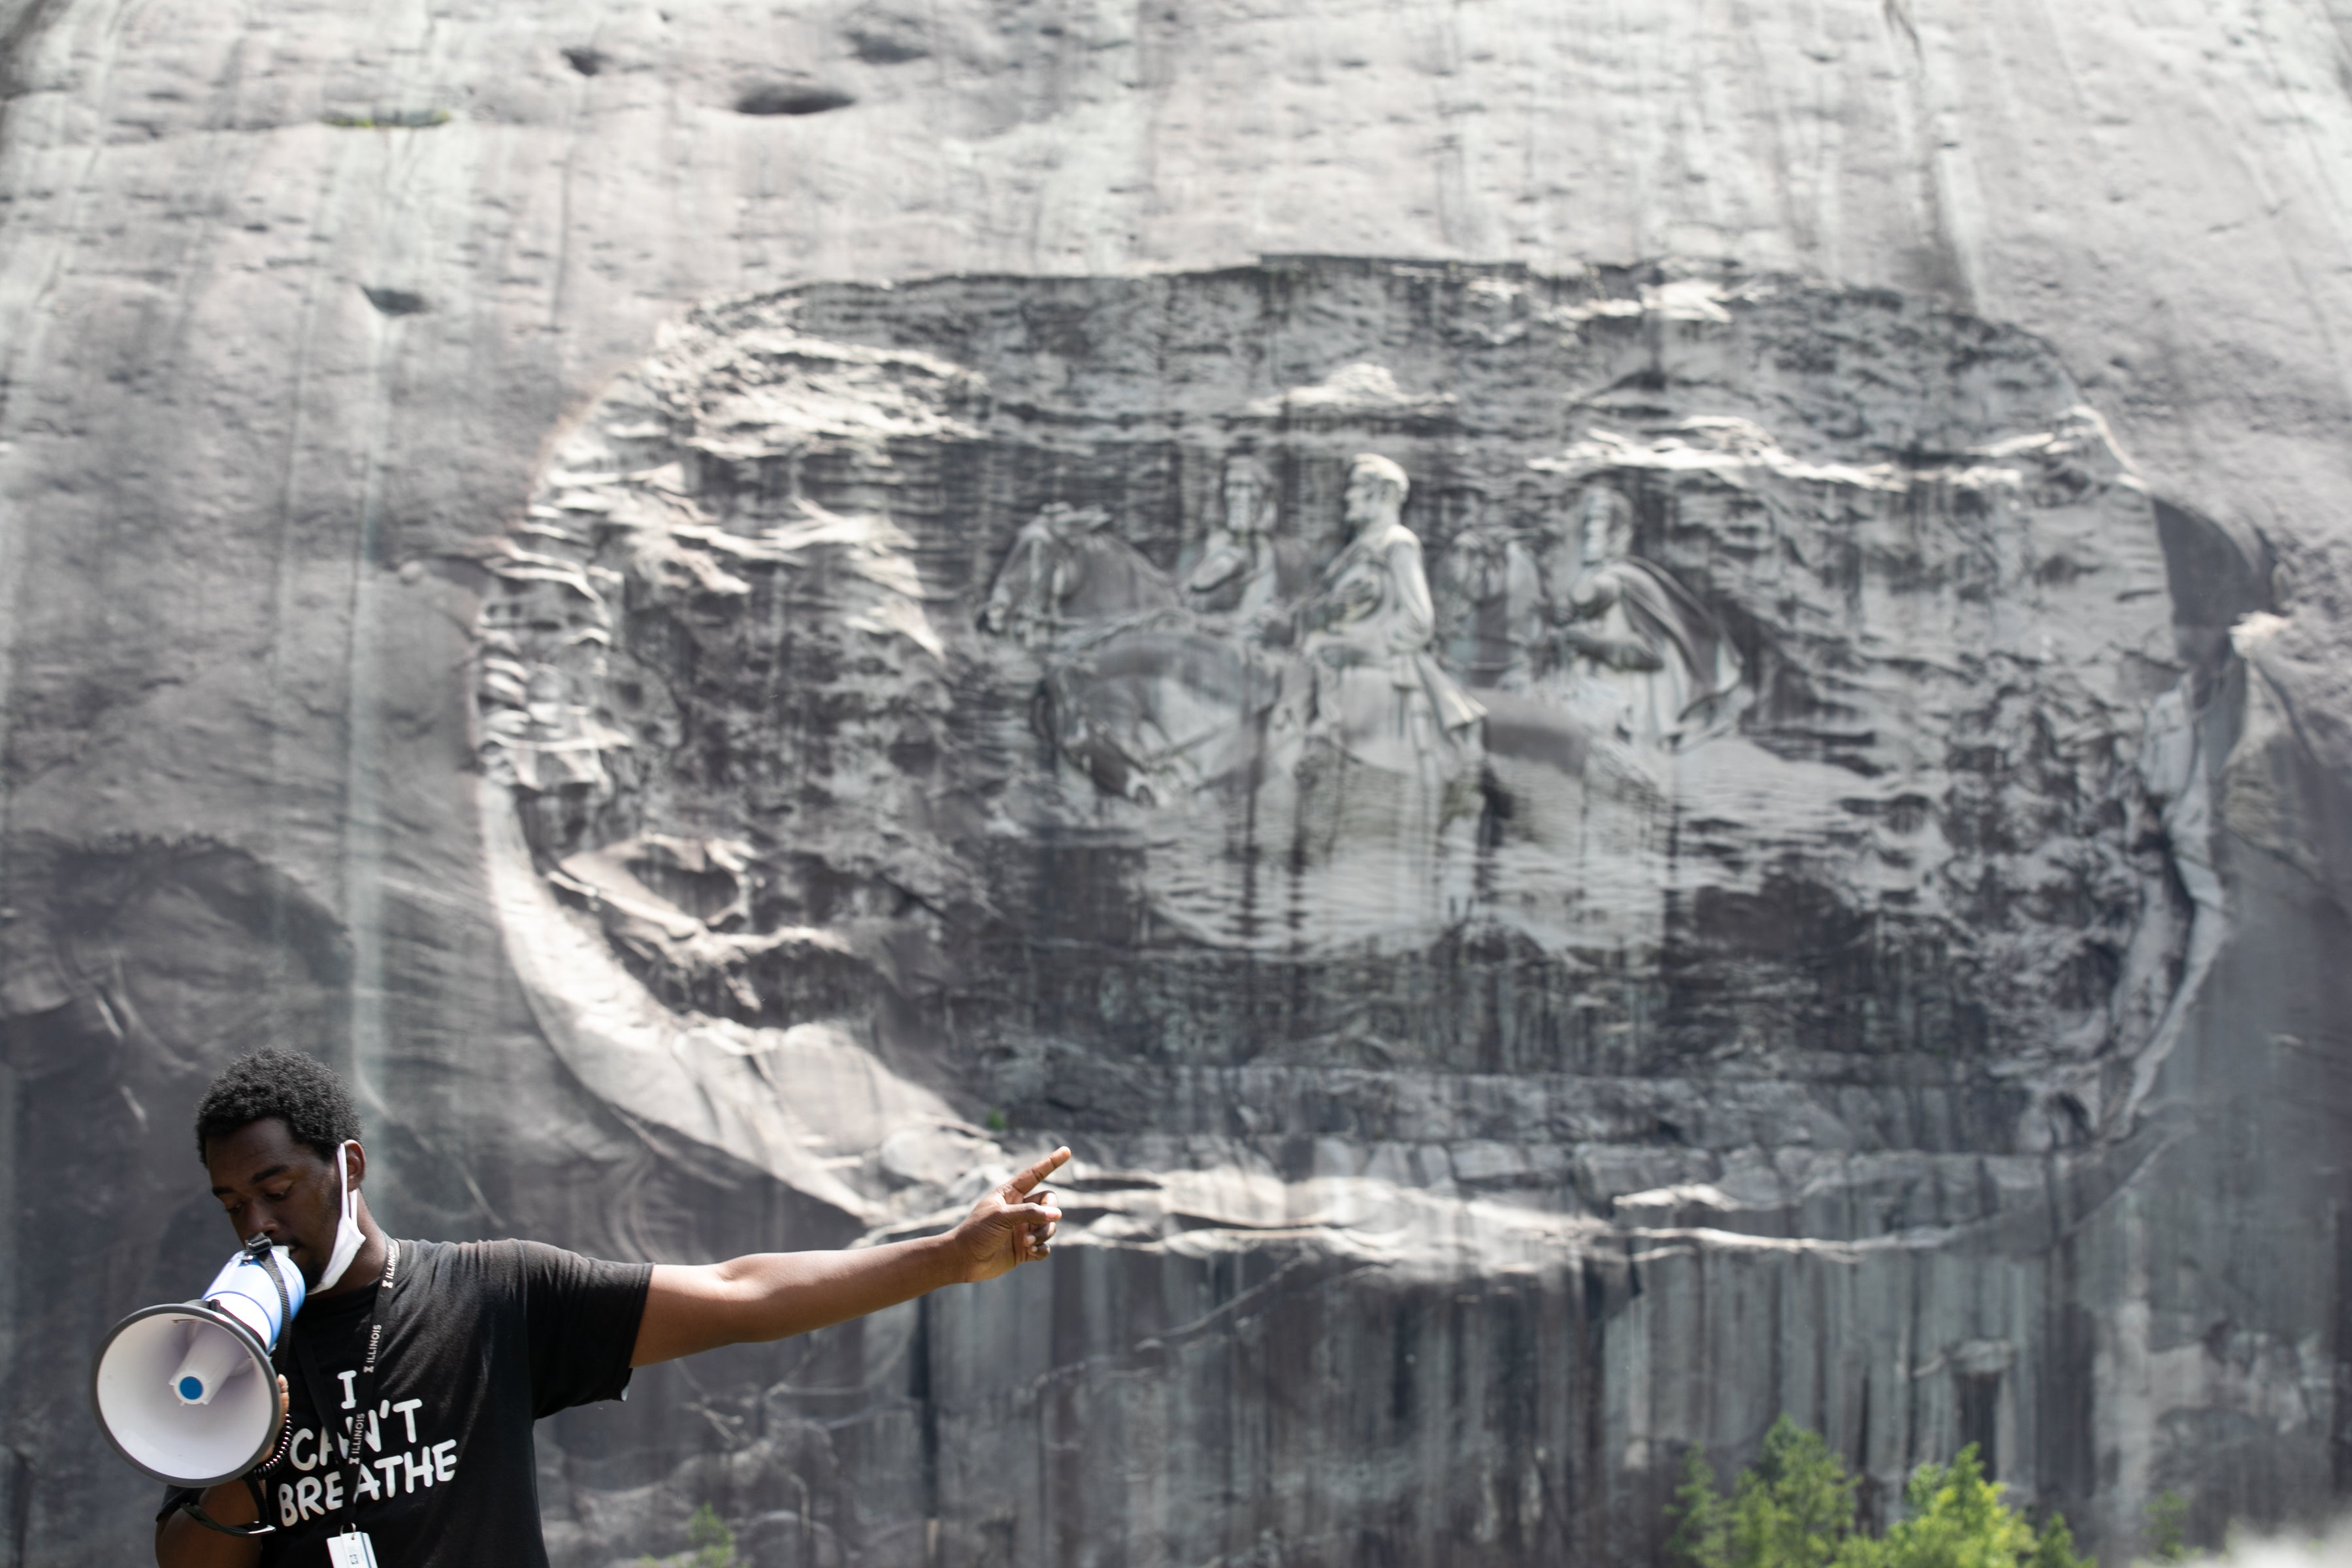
left=310, top=1207, right=391, bottom=1303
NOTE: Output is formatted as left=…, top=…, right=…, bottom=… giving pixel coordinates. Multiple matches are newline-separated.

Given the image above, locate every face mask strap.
left=317, top=1140, right=365, bottom=1290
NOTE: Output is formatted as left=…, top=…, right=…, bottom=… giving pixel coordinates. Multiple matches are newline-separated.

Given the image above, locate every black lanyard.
left=290, top=1239, right=400, bottom=1521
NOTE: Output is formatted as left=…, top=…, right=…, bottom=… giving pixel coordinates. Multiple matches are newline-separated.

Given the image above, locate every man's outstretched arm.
left=631, top=1148, right=1068, bottom=1367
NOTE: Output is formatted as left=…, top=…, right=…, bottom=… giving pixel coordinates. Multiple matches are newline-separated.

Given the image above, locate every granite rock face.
left=3, top=1, right=2352, bottom=1566
left=452, top=259, right=2287, bottom=1565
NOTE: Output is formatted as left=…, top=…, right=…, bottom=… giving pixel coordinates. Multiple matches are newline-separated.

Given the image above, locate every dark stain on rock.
left=2153, top=497, right=2270, bottom=696
left=734, top=82, right=857, bottom=116
left=361, top=286, right=428, bottom=317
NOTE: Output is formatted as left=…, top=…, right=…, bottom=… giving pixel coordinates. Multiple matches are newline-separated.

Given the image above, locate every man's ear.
left=342, top=1139, right=367, bottom=1190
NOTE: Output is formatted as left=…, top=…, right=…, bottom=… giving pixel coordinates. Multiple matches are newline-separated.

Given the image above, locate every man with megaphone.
left=103, top=1049, right=1066, bottom=1568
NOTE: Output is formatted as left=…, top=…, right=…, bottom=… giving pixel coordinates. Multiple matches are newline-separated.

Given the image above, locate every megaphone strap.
left=244, top=1232, right=293, bottom=1337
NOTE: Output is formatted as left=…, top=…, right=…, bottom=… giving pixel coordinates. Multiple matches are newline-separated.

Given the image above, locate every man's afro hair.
left=193, top=1048, right=362, bottom=1163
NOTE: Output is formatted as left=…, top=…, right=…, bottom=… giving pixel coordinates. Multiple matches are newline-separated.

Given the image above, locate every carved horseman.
left=979, top=503, right=1177, bottom=648
left=1299, top=455, right=1484, bottom=776
left=1440, top=508, right=1546, bottom=689
left=1185, top=456, right=1312, bottom=623
left=981, top=499, right=1288, bottom=805
left=1546, top=483, right=1742, bottom=747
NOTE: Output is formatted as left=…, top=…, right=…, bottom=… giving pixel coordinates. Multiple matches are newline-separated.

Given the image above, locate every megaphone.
left=91, top=1236, right=304, bottom=1488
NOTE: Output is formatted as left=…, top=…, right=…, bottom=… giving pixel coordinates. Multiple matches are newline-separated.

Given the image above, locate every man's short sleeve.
left=513, top=1241, right=653, bottom=1418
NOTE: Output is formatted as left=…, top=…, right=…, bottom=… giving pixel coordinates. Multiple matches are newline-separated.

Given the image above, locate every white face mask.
left=316, top=1141, right=365, bottom=1290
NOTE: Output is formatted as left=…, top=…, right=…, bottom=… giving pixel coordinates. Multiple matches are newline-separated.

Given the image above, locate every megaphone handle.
left=160, top=1480, right=276, bottom=1538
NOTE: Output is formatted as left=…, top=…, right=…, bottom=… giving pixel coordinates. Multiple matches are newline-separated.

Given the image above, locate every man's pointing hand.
left=952, top=1147, right=1069, bottom=1283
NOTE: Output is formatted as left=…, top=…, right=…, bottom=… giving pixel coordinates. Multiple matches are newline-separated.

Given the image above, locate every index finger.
left=1006, top=1147, right=1071, bottom=1196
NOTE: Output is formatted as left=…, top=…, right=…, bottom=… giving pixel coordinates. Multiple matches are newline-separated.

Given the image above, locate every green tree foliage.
left=1845, top=1447, right=2045, bottom=1568
left=2146, top=1490, right=2190, bottom=1565
left=686, top=1503, right=738, bottom=1568
left=1669, top=1421, right=2091, bottom=1568
left=2030, top=1512, right=2085, bottom=1568
left=636, top=1503, right=739, bottom=1568
left=1673, top=1448, right=1735, bottom=1568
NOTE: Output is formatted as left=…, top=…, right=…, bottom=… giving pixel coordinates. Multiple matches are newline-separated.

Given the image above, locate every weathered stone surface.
left=441, top=259, right=2291, bottom=1565
left=3, top=3, right=2351, bottom=1567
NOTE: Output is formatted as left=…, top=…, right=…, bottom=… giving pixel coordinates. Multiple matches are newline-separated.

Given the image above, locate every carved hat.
left=1348, top=453, right=1409, bottom=508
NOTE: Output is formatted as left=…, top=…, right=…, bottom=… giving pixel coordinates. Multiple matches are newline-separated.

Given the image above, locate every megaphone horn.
left=91, top=1235, right=304, bottom=1489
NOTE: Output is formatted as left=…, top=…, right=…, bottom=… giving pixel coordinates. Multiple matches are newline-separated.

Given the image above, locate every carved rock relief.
left=466, top=262, right=2217, bottom=1248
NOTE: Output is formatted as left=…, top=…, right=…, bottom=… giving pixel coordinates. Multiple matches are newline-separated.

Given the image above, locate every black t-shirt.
left=220, top=1239, right=649, bottom=1567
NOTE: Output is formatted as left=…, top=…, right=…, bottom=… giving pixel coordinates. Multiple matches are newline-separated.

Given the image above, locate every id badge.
left=325, top=1531, right=380, bottom=1568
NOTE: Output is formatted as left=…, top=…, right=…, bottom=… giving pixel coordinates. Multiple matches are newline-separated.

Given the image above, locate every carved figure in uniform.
left=1185, top=457, right=1311, bottom=623
left=1547, top=484, right=1742, bottom=747
left=980, top=503, right=1177, bottom=648
left=1299, top=455, right=1484, bottom=775
left=1440, top=510, right=1546, bottom=689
